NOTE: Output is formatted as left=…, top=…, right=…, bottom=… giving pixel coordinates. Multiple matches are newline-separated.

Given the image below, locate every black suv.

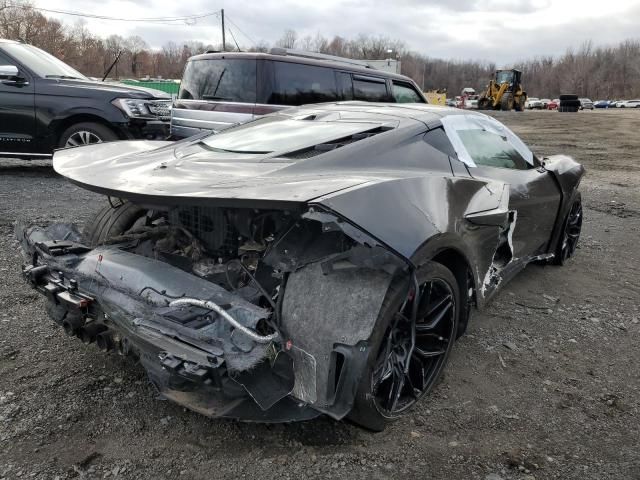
left=0, top=39, right=171, bottom=158
left=171, top=48, right=427, bottom=138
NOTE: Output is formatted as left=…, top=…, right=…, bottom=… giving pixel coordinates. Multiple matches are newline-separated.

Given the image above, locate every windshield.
left=199, top=115, right=385, bottom=154
left=496, top=71, right=513, bottom=84
left=2, top=43, right=87, bottom=80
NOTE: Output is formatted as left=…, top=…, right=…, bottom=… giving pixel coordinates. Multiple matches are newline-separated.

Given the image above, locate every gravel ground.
left=0, top=110, right=639, bottom=480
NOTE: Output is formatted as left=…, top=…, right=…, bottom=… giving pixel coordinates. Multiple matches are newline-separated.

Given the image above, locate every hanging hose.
left=168, top=298, right=279, bottom=344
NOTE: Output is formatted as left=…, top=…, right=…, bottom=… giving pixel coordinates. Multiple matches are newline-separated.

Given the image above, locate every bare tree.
left=1, top=5, right=639, bottom=100
left=276, top=29, right=297, bottom=49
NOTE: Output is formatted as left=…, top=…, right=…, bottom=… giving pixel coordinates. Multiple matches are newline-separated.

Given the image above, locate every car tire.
left=552, top=193, right=582, bottom=265
left=58, top=122, right=118, bottom=149
left=347, top=261, right=460, bottom=431
left=83, top=201, right=145, bottom=247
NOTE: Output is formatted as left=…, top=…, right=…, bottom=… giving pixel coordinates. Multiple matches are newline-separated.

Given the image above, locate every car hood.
left=53, top=140, right=381, bottom=208
left=49, top=78, right=170, bottom=99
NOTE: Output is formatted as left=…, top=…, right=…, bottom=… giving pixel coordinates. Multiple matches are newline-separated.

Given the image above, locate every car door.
left=442, top=114, right=561, bottom=258
left=0, top=50, right=35, bottom=154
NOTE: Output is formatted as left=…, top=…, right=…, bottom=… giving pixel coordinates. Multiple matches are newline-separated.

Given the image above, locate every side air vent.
left=282, top=126, right=393, bottom=160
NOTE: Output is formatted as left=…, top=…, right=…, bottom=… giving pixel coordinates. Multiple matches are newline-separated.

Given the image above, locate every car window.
left=457, top=129, right=531, bottom=170
left=178, top=59, right=257, bottom=103
left=0, top=51, right=12, bottom=66
left=392, top=81, right=424, bottom=103
left=353, top=77, right=389, bottom=102
left=269, top=61, right=339, bottom=105
left=1, top=43, right=86, bottom=80
left=440, top=114, right=535, bottom=169
left=423, top=127, right=456, bottom=158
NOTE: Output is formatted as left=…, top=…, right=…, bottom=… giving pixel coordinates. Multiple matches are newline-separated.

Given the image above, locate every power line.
left=226, top=25, right=241, bottom=52
left=225, top=15, right=257, bottom=46
left=9, top=4, right=220, bottom=23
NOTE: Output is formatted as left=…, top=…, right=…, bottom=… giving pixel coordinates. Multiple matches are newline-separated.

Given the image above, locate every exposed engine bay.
left=18, top=201, right=405, bottom=421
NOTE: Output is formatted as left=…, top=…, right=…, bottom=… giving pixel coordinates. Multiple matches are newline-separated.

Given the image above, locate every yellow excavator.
left=478, top=69, right=526, bottom=111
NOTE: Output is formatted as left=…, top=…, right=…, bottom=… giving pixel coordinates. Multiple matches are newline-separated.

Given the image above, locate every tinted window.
left=1, top=43, right=85, bottom=79
left=269, top=62, right=339, bottom=105
left=337, top=72, right=353, bottom=100
left=178, top=59, right=256, bottom=103
left=424, top=128, right=456, bottom=157
left=353, top=77, right=388, bottom=102
left=457, top=129, right=531, bottom=170
left=392, top=82, right=424, bottom=103
left=0, top=51, right=11, bottom=64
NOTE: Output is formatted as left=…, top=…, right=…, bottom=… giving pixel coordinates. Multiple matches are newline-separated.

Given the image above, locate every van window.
left=392, top=81, right=424, bottom=103
left=353, top=77, right=389, bottom=102
left=337, top=72, right=353, bottom=100
left=270, top=62, right=339, bottom=105
left=178, top=59, right=257, bottom=103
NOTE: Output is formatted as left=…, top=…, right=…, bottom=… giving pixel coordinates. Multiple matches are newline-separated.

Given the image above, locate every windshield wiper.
left=45, top=75, right=82, bottom=79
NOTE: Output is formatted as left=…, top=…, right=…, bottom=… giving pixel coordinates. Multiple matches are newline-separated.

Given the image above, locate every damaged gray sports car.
left=17, top=103, right=584, bottom=430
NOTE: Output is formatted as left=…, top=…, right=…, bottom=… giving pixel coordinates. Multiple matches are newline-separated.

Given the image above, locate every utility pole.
left=221, top=9, right=226, bottom=51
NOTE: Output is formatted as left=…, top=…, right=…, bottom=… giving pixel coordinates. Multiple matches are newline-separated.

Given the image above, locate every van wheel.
left=348, top=261, right=459, bottom=431
left=59, top=122, right=118, bottom=148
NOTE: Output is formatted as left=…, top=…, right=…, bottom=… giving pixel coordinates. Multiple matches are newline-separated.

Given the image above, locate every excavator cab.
left=478, top=69, right=526, bottom=111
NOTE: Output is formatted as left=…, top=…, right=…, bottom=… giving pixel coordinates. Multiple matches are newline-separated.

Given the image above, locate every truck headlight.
left=112, top=98, right=171, bottom=120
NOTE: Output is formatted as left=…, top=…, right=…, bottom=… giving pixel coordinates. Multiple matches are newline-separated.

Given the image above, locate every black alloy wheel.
left=554, top=194, right=583, bottom=265
left=372, top=273, right=457, bottom=416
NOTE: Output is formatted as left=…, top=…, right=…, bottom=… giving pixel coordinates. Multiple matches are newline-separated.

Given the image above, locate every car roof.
left=0, top=38, right=22, bottom=45
left=186, top=51, right=417, bottom=83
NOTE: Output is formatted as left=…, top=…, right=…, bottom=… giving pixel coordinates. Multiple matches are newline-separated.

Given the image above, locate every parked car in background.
left=170, top=48, right=427, bottom=138
left=540, top=98, right=551, bottom=108
left=0, top=39, right=171, bottom=159
left=525, top=97, right=543, bottom=109
left=446, top=98, right=456, bottom=107
left=594, top=100, right=611, bottom=108
left=614, top=100, right=626, bottom=108
left=547, top=99, right=559, bottom=110
left=618, top=99, right=640, bottom=108
left=579, top=98, right=594, bottom=110
left=464, top=96, right=479, bottom=109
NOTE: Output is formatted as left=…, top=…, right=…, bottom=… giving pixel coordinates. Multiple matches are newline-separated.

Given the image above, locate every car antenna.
left=102, top=49, right=122, bottom=82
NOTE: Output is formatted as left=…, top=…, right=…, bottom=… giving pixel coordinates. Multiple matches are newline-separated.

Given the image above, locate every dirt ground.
left=0, top=109, right=638, bottom=480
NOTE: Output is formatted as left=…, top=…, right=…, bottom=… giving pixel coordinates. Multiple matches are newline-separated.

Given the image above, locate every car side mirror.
left=0, top=64, right=19, bottom=78
left=0, top=65, right=29, bottom=86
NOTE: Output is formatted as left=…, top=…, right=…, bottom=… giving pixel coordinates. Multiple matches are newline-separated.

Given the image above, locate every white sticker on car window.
left=440, top=113, right=534, bottom=168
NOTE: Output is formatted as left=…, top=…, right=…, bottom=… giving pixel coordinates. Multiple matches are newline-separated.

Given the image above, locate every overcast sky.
left=38, top=0, right=640, bottom=63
